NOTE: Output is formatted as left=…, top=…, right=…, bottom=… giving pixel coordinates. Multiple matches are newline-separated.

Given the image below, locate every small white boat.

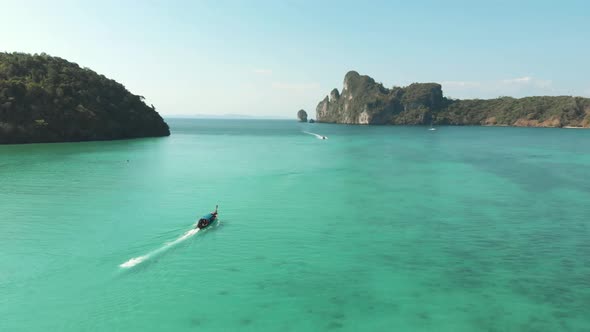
left=428, top=120, right=436, bottom=131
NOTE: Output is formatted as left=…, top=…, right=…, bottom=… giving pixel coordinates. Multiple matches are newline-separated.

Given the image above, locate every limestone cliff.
left=316, top=71, right=590, bottom=128
left=316, top=71, right=444, bottom=125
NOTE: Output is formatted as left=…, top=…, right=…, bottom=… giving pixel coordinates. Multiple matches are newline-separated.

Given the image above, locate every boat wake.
left=120, top=228, right=200, bottom=268
left=303, top=131, right=328, bottom=140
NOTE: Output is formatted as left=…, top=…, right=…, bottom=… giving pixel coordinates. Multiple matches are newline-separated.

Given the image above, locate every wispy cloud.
left=502, top=76, right=552, bottom=88
left=442, top=76, right=557, bottom=98
left=441, top=81, right=482, bottom=88
left=271, top=81, right=321, bottom=92
left=252, top=68, right=273, bottom=75
left=502, top=76, right=532, bottom=84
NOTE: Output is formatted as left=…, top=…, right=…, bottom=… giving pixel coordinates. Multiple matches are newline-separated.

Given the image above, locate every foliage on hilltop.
left=0, top=52, right=169, bottom=144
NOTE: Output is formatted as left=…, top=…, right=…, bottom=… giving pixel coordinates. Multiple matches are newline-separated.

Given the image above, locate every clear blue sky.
left=2, top=0, right=589, bottom=117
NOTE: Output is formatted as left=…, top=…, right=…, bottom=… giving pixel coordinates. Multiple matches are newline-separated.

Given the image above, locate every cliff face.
left=316, top=71, right=445, bottom=125
left=0, top=52, right=170, bottom=144
left=316, top=71, right=590, bottom=128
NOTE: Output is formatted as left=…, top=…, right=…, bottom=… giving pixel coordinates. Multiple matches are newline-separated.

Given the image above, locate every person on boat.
left=196, top=205, right=218, bottom=229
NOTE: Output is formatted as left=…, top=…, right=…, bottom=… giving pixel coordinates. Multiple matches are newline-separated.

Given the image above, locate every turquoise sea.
left=1, top=119, right=589, bottom=331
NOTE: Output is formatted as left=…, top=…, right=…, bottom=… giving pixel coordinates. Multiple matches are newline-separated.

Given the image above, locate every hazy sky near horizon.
left=1, top=0, right=589, bottom=117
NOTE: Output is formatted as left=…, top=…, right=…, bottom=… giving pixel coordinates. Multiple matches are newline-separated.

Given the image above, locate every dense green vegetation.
left=0, top=52, right=169, bottom=144
left=438, top=96, right=590, bottom=127
left=317, top=71, right=590, bottom=127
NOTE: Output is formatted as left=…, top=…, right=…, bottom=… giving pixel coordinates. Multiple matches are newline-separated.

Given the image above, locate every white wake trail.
left=303, top=131, right=328, bottom=140
left=120, top=228, right=200, bottom=268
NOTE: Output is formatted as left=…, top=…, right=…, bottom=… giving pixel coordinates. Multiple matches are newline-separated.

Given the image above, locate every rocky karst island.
left=297, top=109, right=308, bottom=122
left=0, top=52, right=170, bottom=144
left=317, top=71, right=590, bottom=128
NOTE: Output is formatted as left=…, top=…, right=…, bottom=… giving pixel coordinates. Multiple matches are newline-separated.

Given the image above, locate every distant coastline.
left=166, top=114, right=290, bottom=120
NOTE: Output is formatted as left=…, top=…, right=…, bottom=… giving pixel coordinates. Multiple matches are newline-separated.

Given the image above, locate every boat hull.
left=196, top=213, right=218, bottom=229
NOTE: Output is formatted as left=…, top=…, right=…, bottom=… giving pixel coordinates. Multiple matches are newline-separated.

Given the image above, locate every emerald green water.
left=1, top=119, right=589, bottom=331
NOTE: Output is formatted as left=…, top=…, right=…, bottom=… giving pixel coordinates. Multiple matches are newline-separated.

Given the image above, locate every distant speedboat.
left=195, top=205, right=218, bottom=229
left=428, top=120, right=436, bottom=131
left=303, top=131, right=328, bottom=140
